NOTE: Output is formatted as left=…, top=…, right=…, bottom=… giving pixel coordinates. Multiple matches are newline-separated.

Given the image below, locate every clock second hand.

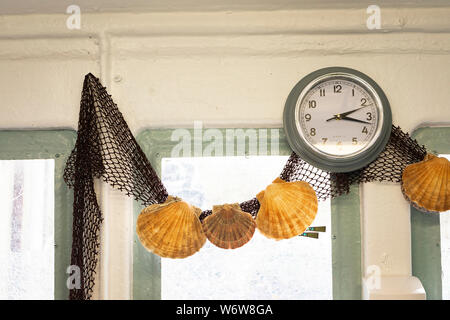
left=326, top=105, right=371, bottom=122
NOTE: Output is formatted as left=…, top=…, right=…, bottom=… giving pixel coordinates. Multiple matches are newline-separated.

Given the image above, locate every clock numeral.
left=310, top=128, right=316, bottom=136
left=322, top=138, right=328, bottom=144
left=334, top=85, right=342, bottom=93
left=366, top=112, right=372, bottom=121
left=361, top=98, right=368, bottom=106
left=319, top=89, right=326, bottom=97
left=308, top=100, right=317, bottom=108
left=352, top=137, right=358, bottom=145
left=362, top=126, right=368, bottom=134
left=352, top=88, right=355, bottom=96
left=305, top=113, right=312, bottom=121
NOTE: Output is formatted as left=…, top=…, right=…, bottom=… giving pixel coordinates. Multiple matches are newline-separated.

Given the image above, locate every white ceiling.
left=1, top=0, right=450, bottom=15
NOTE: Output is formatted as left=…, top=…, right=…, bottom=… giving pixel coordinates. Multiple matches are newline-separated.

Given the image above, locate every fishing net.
left=64, top=73, right=427, bottom=299
left=63, top=74, right=168, bottom=300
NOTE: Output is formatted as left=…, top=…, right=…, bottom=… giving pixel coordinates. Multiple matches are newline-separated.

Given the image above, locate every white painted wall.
left=1, top=4, right=449, bottom=299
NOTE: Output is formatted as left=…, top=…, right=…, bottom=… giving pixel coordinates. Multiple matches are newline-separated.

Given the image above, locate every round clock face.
left=296, top=77, right=382, bottom=158
left=284, top=67, right=392, bottom=172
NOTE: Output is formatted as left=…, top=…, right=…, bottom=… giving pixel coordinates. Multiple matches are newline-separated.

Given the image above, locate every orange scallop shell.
left=202, top=203, right=256, bottom=249
left=256, top=177, right=318, bottom=240
left=401, top=153, right=450, bottom=213
left=136, top=196, right=206, bottom=258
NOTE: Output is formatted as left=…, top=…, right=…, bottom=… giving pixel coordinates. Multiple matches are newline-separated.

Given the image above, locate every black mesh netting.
left=63, top=73, right=168, bottom=300
left=64, top=73, right=427, bottom=300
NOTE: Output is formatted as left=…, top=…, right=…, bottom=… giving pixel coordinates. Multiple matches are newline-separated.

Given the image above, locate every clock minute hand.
left=340, top=106, right=369, bottom=117
left=325, top=115, right=339, bottom=122
left=325, top=106, right=369, bottom=122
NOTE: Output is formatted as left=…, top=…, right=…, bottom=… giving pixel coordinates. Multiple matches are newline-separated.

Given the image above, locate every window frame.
left=410, top=126, right=450, bottom=300
left=0, top=129, right=76, bottom=300
left=134, top=128, right=362, bottom=300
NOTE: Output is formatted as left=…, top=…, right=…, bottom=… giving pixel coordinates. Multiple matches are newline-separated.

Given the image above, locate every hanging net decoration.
left=63, top=74, right=168, bottom=300
left=64, top=73, right=427, bottom=300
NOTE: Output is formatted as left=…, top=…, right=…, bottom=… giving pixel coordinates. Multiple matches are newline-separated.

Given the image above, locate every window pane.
left=161, top=156, right=332, bottom=300
left=440, top=154, right=450, bottom=300
left=0, top=160, right=54, bottom=300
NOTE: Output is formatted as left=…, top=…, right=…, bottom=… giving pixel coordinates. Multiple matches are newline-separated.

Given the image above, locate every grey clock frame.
left=283, top=67, right=392, bottom=173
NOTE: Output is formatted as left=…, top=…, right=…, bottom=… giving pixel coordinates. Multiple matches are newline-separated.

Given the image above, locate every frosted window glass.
left=0, top=160, right=54, bottom=300
left=440, top=154, right=450, bottom=300
left=161, top=156, right=332, bottom=300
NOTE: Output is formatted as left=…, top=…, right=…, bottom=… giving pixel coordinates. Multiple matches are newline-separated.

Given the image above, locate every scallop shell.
left=202, top=203, right=256, bottom=249
left=136, top=196, right=206, bottom=258
left=401, top=153, right=450, bottom=213
left=256, top=177, right=318, bottom=240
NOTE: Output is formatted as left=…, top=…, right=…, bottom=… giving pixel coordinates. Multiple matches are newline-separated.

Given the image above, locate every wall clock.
left=283, top=67, right=392, bottom=173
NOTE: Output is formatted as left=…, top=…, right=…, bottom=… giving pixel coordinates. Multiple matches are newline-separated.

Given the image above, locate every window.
left=160, top=156, right=332, bottom=299
left=0, top=160, right=54, bottom=299
left=439, top=154, right=450, bottom=300
left=410, top=127, right=450, bottom=300
left=134, top=128, right=362, bottom=300
left=0, top=130, right=76, bottom=300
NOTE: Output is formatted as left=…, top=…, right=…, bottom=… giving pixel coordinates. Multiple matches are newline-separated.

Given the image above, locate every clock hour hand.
left=340, top=116, right=371, bottom=125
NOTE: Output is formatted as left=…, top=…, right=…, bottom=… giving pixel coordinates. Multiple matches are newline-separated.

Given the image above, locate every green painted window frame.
left=133, top=128, right=362, bottom=300
left=411, top=126, right=450, bottom=300
left=0, top=129, right=76, bottom=300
